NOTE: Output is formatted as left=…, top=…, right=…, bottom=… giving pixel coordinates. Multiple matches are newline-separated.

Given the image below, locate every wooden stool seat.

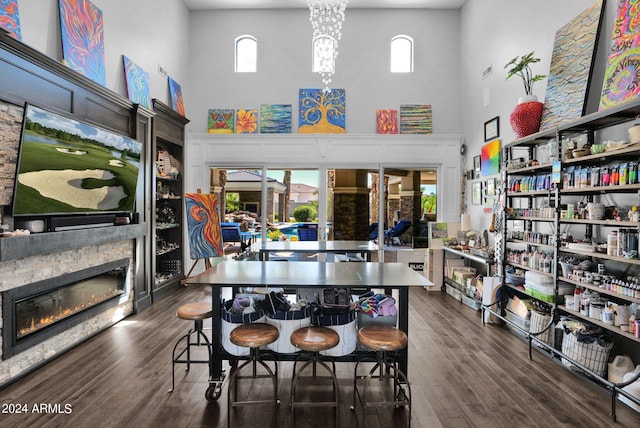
left=177, top=302, right=213, bottom=320
left=358, top=325, right=407, bottom=352
left=169, top=302, right=214, bottom=398
left=290, top=326, right=340, bottom=352
left=230, top=323, right=279, bottom=348
left=352, top=325, right=411, bottom=427
left=228, top=323, right=279, bottom=428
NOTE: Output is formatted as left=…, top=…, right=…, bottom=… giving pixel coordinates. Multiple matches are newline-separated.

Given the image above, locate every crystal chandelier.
left=308, top=0, right=348, bottom=92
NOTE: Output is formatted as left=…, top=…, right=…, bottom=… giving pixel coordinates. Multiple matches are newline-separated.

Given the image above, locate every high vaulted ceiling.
left=183, top=0, right=467, bottom=10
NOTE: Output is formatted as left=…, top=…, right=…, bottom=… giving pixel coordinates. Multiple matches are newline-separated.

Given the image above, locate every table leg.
left=211, top=285, right=223, bottom=379
left=398, top=286, right=409, bottom=376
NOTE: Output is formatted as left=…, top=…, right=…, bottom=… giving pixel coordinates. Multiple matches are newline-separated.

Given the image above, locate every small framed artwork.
left=472, top=182, right=482, bottom=205
left=484, top=116, right=500, bottom=142
left=473, top=155, right=481, bottom=178
left=486, top=178, right=496, bottom=196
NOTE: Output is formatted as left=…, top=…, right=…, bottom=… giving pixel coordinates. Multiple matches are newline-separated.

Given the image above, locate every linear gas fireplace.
left=2, top=259, right=129, bottom=359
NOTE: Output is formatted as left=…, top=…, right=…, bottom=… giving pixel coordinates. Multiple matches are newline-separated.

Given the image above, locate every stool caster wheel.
left=205, top=382, right=223, bottom=401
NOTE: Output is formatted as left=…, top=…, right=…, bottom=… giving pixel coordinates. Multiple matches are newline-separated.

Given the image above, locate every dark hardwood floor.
left=1, top=283, right=638, bottom=427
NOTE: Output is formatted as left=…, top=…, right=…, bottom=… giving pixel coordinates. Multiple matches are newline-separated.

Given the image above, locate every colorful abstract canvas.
left=122, top=56, right=151, bottom=109
left=168, top=76, right=185, bottom=116
left=260, top=104, right=292, bottom=133
left=540, top=0, right=604, bottom=130
left=185, top=193, right=224, bottom=259
left=58, top=0, right=106, bottom=86
left=400, top=104, right=432, bottom=134
left=376, top=109, right=398, bottom=134
left=600, top=0, right=640, bottom=110
left=299, top=88, right=346, bottom=134
left=208, top=109, right=235, bottom=133
left=481, top=139, right=501, bottom=176
left=0, top=0, right=21, bottom=40
left=235, top=109, right=258, bottom=134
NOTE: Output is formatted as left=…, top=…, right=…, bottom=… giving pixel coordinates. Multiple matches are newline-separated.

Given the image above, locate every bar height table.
left=257, top=240, right=378, bottom=261
left=184, top=260, right=432, bottom=401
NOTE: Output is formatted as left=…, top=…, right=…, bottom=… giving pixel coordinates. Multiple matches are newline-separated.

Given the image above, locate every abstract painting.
left=235, top=109, right=258, bottom=133
left=400, top=104, right=432, bottom=134
left=168, top=76, right=185, bottom=116
left=600, top=0, right=640, bottom=110
left=0, top=0, right=21, bottom=40
left=122, top=55, right=151, bottom=109
left=540, top=0, right=604, bottom=130
left=260, top=104, right=292, bottom=133
left=58, top=0, right=106, bottom=86
left=299, top=88, right=345, bottom=134
left=376, top=109, right=398, bottom=134
left=208, top=109, right=235, bottom=133
left=481, top=139, right=501, bottom=176
left=185, top=193, right=224, bottom=259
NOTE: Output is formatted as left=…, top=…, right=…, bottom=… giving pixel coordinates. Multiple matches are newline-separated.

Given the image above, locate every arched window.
left=313, top=35, right=336, bottom=73
left=390, top=35, right=413, bottom=73
left=235, top=35, right=257, bottom=73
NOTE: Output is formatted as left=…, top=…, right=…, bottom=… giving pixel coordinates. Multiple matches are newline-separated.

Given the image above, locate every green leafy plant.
left=504, top=51, right=546, bottom=96
left=422, top=192, right=436, bottom=214
left=293, top=205, right=318, bottom=222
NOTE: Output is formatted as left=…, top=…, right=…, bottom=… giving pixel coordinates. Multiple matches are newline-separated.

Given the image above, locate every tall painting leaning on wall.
left=600, top=0, right=640, bottom=110
left=540, top=0, right=604, bottom=129
left=58, top=0, right=106, bottom=86
left=122, top=55, right=152, bottom=109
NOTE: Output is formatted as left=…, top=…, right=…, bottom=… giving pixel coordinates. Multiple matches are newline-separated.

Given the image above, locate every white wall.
left=17, top=0, right=191, bottom=109
left=459, top=0, right=616, bottom=232
left=186, top=8, right=461, bottom=134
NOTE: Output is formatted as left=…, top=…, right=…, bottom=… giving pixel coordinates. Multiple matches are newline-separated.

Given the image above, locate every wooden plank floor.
left=1, top=284, right=638, bottom=427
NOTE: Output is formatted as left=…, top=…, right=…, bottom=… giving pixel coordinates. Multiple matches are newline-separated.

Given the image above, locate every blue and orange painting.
left=185, top=193, right=224, bottom=259
left=58, top=0, right=106, bottom=86
left=0, top=0, right=21, bottom=40
left=168, top=76, right=185, bottom=116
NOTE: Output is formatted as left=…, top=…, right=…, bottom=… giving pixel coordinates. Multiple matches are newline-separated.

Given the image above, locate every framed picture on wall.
left=484, top=116, right=499, bottom=142
left=472, top=182, right=482, bottom=205
left=486, top=178, right=495, bottom=196
left=473, top=155, right=481, bottom=179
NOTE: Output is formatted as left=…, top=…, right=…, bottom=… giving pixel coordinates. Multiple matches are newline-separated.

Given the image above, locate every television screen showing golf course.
left=13, top=104, right=142, bottom=216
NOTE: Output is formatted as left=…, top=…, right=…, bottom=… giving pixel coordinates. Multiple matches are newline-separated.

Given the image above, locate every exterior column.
left=266, top=187, right=275, bottom=223
left=399, top=172, right=421, bottom=246
left=387, top=180, right=400, bottom=228
left=332, top=169, right=370, bottom=240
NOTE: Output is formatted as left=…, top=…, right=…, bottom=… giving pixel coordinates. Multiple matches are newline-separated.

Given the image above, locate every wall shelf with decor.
left=151, top=100, right=190, bottom=302
left=486, top=98, right=640, bottom=420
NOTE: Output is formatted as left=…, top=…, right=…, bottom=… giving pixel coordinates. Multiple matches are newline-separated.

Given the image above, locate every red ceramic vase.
left=510, top=101, right=543, bottom=138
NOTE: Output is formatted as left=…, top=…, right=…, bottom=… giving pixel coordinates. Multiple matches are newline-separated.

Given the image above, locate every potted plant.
left=504, top=51, right=546, bottom=138
left=504, top=51, right=546, bottom=103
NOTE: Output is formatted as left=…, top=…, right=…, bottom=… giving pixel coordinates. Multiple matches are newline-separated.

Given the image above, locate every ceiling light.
left=309, top=0, right=348, bottom=92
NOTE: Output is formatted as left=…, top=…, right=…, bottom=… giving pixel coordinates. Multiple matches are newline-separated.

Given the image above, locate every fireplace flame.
left=18, top=288, right=121, bottom=338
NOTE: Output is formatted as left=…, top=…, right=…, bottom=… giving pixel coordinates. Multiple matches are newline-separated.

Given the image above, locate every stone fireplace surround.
left=0, top=226, right=141, bottom=386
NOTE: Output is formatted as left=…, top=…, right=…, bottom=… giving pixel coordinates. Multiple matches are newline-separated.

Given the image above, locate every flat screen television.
left=12, top=103, right=142, bottom=218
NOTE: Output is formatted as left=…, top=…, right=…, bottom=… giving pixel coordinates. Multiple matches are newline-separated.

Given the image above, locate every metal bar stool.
left=351, top=325, right=412, bottom=427
left=227, top=323, right=280, bottom=428
left=290, top=326, right=341, bottom=427
left=168, top=302, right=214, bottom=394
